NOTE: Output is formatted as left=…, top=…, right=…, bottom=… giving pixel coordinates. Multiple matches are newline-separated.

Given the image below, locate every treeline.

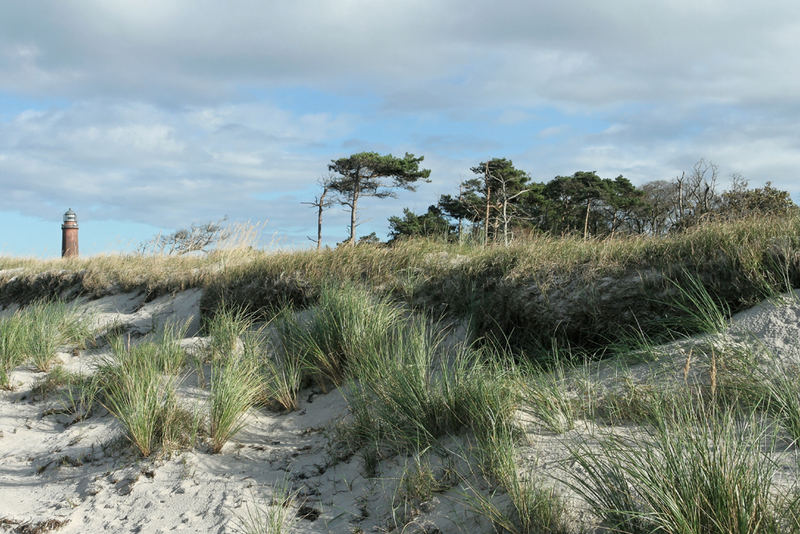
left=388, top=158, right=797, bottom=244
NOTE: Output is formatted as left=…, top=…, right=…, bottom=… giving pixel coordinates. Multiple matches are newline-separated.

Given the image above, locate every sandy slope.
left=1, top=289, right=799, bottom=533
left=0, top=290, right=490, bottom=534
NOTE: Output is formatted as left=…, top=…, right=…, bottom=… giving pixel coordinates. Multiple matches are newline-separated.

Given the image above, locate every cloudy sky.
left=1, top=1, right=799, bottom=256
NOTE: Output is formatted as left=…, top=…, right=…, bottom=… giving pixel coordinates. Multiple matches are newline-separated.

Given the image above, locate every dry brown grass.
left=2, top=215, right=799, bottom=353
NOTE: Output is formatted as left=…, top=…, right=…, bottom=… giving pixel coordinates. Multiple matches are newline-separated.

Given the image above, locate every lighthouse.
left=61, top=209, right=79, bottom=258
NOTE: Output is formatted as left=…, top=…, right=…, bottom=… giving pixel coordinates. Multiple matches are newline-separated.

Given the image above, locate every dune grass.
left=464, top=426, right=570, bottom=534
left=0, top=314, right=27, bottom=388
left=343, top=316, right=518, bottom=455
left=204, top=303, right=306, bottom=412
left=109, top=324, right=188, bottom=377
left=392, top=456, right=439, bottom=528
left=25, top=300, right=91, bottom=371
left=208, top=348, right=261, bottom=453
left=3, top=215, right=798, bottom=356
left=719, top=345, right=800, bottom=446
left=567, top=403, right=794, bottom=534
left=665, top=271, right=731, bottom=336
left=277, top=284, right=403, bottom=387
left=0, top=300, right=91, bottom=383
left=2, top=216, right=800, bottom=530
left=62, top=372, right=102, bottom=422
left=328, top=299, right=566, bottom=531
left=234, top=478, right=299, bottom=534
left=98, top=342, right=196, bottom=457
left=99, top=326, right=201, bottom=457
left=759, top=362, right=800, bottom=445
left=151, top=319, right=192, bottom=374
left=33, top=366, right=101, bottom=421
left=254, top=319, right=305, bottom=412
left=205, top=305, right=252, bottom=361
left=520, top=349, right=577, bottom=434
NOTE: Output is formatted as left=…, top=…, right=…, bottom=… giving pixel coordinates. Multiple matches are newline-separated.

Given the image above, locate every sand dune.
left=1, top=288, right=799, bottom=533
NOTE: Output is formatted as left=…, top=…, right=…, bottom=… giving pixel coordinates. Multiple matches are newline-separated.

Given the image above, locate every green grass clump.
left=277, top=284, right=402, bottom=386
left=568, top=405, right=791, bottom=534
left=0, top=300, right=92, bottom=374
left=152, top=319, right=191, bottom=374
left=27, top=317, right=65, bottom=372
left=465, top=424, right=570, bottom=534
left=664, top=271, right=731, bottom=336
left=520, top=350, right=576, bottom=434
left=205, top=305, right=252, bottom=361
left=0, top=314, right=27, bottom=388
left=99, top=340, right=197, bottom=457
left=34, top=367, right=101, bottom=421
left=759, top=362, right=800, bottom=445
left=234, top=478, right=299, bottom=534
left=32, top=365, right=75, bottom=398
left=209, top=351, right=261, bottom=453
left=590, top=376, right=704, bottom=426
left=109, top=320, right=190, bottom=376
left=390, top=453, right=460, bottom=530
left=340, top=313, right=568, bottom=533
left=63, top=373, right=102, bottom=421
left=28, top=299, right=92, bottom=371
left=726, top=350, right=800, bottom=446
left=254, top=313, right=305, bottom=412
left=683, top=340, right=800, bottom=446
left=344, top=316, right=518, bottom=456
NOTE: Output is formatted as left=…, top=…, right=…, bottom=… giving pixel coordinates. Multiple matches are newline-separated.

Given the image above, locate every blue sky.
left=1, top=1, right=800, bottom=257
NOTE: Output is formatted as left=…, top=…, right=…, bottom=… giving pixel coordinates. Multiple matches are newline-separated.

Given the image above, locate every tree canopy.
left=312, top=153, right=797, bottom=247
left=388, top=205, right=451, bottom=241
left=327, top=152, right=431, bottom=245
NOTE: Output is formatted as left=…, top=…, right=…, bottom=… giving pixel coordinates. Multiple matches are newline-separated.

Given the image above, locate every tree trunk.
left=316, top=187, right=328, bottom=250
left=457, top=184, right=464, bottom=244
left=610, top=211, right=618, bottom=239
left=503, top=198, right=509, bottom=246
left=348, top=184, right=360, bottom=246
left=484, top=163, right=491, bottom=247
left=583, top=198, right=592, bottom=240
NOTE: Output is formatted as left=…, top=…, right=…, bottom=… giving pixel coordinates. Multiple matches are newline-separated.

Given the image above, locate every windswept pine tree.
left=327, top=152, right=431, bottom=246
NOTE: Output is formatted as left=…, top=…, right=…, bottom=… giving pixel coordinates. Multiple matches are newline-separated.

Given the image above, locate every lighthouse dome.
left=63, top=209, right=77, bottom=223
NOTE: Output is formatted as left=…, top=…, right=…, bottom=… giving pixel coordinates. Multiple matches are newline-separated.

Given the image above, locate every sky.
left=1, top=1, right=800, bottom=256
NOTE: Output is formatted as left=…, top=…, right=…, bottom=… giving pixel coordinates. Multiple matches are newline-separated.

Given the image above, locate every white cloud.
left=0, top=100, right=354, bottom=230
left=1, top=1, right=800, bottom=250
left=538, top=125, right=570, bottom=138
left=1, top=1, right=798, bottom=110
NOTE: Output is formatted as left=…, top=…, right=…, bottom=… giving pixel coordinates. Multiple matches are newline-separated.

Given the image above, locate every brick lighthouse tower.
left=61, top=208, right=79, bottom=258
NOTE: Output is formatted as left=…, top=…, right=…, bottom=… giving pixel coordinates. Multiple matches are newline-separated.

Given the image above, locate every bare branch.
left=138, top=218, right=231, bottom=255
